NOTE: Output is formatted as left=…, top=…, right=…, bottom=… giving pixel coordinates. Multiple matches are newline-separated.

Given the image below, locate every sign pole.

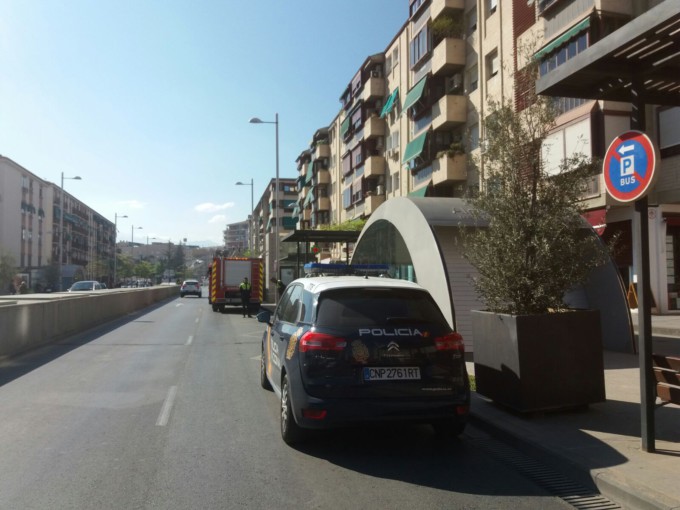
left=635, top=195, right=655, bottom=452
left=602, top=110, right=659, bottom=452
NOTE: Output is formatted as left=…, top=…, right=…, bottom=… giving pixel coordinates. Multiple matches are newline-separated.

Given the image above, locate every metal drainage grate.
left=473, top=437, right=622, bottom=509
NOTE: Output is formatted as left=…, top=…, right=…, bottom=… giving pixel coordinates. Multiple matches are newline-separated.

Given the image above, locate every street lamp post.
left=113, top=213, right=128, bottom=287
left=236, top=179, right=254, bottom=254
left=249, top=113, right=279, bottom=301
left=131, top=225, right=143, bottom=259
left=58, top=172, right=82, bottom=291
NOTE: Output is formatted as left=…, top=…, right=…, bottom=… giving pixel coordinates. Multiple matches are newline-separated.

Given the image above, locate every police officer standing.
left=239, top=277, right=252, bottom=317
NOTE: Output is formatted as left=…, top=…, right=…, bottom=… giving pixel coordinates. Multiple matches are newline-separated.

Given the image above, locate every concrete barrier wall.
left=0, top=286, right=179, bottom=359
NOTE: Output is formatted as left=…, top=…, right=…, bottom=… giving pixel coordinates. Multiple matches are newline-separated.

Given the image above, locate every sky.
left=0, top=1, right=407, bottom=247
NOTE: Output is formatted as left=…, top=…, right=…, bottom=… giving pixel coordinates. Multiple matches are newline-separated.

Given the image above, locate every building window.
left=486, top=50, right=499, bottom=78
left=467, top=6, right=477, bottom=35
left=659, top=107, right=680, bottom=156
left=409, top=26, right=430, bottom=68
left=539, top=32, right=588, bottom=77
left=469, top=123, right=479, bottom=151
left=467, top=63, right=478, bottom=92
left=392, top=47, right=399, bottom=68
left=409, top=0, right=427, bottom=18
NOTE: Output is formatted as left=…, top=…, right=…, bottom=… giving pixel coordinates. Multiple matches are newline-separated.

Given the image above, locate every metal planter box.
left=472, top=309, right=606, bottom=413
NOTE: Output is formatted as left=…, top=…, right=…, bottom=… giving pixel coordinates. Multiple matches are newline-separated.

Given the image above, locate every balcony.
left=431, top=94, right=467, bottom=131
left=360, top=74, right=386, bottom=102
left=314, top=142, right=330, bottom=159
left=431, top=0, right=464, bottom=20
left=363, top=155, right=386, bottom=179
left=363, top=114, right=386, bottom=140
left=316, top=168, right=331, bottom=184
left=432, top=154, right=466, bottom=185
left=303, top=208, right=311, bottom=221
left=432, top=37, right=466, bottom=76
left=315, top=196, right=331, bottom=211
left=363, top=194, right=386, bottom=216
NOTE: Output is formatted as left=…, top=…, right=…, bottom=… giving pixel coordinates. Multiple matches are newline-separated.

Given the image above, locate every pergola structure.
left=281, top=230, right=361, bottom=279
left=536, top=0, right=680, bottom=453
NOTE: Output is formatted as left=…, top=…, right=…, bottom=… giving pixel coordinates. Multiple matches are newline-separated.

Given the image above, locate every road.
left=0, top=291, right=574, bottom=509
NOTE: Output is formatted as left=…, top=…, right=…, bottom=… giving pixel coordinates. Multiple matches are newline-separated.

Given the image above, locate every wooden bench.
left=652, top=354, right=680, bottom=407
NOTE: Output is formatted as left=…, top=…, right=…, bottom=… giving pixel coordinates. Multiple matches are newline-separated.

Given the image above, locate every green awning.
left=283, top=199, right=297, bottom=208
left=266, top=217, right=273, bottom=232
left=408, top=183, right=430, bottom=197
left=401, top=76, right=428, bottom=113
left=380, top=87, right=399, bottom=118
left=297, top=174, right=306, bottom=188
left=306, top=160, right=314, bottom=183
left=303, top=190, right=314, bottom=207
left=534, top=17, right=591, bottom=60
left=402, top=130, right=428, bottom=164
left=340, top=116, right=351, bottom=138
left=291, top=205, right=300, bottom=219
left=282, top=217, right=297, bottom=230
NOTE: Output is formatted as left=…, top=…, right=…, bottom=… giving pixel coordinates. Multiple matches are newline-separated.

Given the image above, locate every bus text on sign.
left=603, top=130, right=658, bottom=203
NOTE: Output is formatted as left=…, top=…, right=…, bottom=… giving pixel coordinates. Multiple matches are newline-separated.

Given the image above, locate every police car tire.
left=281, top=374, right=303, bottom=445
left=260, top=345, right=273, bottom=391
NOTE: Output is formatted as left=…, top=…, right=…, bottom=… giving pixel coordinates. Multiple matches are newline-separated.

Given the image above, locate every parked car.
left=180, top=279, right=202, bottom=298
left=257, top=267, right=470, bottom=445
left=68, top=281, right=102, bottom=292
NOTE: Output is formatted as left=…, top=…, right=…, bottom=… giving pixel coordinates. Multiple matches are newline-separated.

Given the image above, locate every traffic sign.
left=603, top=130, right=658, bottom=203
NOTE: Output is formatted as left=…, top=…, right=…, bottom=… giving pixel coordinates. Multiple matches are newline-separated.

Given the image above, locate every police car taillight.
left=435, top=332, right=464, bottom=351
left=299, top=331, right=347, bottom=352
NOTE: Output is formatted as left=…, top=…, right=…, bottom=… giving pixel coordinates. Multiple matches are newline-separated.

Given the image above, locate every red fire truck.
left=207, top=255, right=263, bottom=313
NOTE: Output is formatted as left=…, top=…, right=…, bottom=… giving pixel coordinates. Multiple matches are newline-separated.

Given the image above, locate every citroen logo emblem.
left=387, top=341, right=400, bottom=352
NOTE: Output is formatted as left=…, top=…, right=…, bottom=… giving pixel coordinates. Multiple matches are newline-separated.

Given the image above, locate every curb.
left=468, top=393, right=680, bottom=510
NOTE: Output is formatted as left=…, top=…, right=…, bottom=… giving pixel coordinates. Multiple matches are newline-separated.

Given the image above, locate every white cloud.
left=195, top=202, right=234, bottom=213
left=208, top=214, right=227, bottom=224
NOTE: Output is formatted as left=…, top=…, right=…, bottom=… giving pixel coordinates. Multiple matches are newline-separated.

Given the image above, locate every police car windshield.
left=315, top=288, right=446, bottom=329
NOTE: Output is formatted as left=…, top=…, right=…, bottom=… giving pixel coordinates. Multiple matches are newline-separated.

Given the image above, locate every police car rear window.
left=315, top=288, right=447, bottom=328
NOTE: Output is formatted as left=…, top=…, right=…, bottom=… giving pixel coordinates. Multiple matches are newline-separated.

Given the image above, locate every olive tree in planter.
left=463, top=90, right=612, bottom=413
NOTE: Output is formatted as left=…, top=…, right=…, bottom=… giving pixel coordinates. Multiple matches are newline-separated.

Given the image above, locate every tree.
left=462, top=89, right=610, bottom=315
left=0, top=251, right=17, bottom=294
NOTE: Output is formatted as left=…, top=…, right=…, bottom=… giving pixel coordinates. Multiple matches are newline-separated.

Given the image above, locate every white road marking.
left=156, top=386, right=178, bottom=427
left=195, top=318, right=199, bottom=324
left=175, top=303, right=183, bottom=307
left=186, top=336, right=193, bottom=346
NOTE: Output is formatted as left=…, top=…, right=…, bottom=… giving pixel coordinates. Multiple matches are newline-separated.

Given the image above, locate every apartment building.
left=0, top=155, right=115, bottom=290
left=223, top=220, right=249, bottom=256
left=290, top=0, right=680, bottom=312
left=249, top=177, right=298, bottom=293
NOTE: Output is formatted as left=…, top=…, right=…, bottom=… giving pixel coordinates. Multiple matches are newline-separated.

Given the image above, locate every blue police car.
left=257, top=265, right=470, bottom=445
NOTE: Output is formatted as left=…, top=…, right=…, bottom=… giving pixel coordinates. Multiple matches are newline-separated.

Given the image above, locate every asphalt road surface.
left=0, top=293, right=574, bottom=509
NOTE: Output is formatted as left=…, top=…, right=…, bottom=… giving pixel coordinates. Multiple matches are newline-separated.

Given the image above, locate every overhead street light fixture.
left=249, top=113, right=279, bottom=301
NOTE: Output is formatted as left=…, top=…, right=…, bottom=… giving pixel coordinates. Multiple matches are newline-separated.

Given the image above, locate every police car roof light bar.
left=303, top=263, right=390, bottom=277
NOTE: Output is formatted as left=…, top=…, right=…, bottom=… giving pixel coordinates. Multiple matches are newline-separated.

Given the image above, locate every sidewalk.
left=467, top=313, right=680, bottom=510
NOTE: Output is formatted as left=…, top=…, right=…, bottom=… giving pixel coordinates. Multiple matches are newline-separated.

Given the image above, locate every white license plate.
left=363, top=367, right=421, bottom=381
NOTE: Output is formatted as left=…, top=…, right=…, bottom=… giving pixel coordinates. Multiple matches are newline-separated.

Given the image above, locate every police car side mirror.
left=256, top=310, right=272, bottom=325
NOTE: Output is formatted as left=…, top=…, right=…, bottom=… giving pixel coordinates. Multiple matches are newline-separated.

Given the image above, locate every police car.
left=257, top=264, right=470, bottom=445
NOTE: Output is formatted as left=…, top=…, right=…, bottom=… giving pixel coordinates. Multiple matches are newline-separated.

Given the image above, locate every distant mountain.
left=190, top=240, right=222, bottom=248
